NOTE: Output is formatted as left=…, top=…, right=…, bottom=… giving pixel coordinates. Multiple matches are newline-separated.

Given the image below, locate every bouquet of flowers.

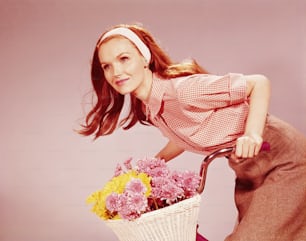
left=86, top=157, right=201, bottom=221
left=86, top=157, right=202, bottom=241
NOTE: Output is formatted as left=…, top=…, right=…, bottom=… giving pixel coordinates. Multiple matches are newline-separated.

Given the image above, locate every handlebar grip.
left=260, top=141, right=270, bottom=152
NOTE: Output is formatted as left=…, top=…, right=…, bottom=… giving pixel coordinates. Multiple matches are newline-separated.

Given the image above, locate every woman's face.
left=98, top=36, right=151, bottom=99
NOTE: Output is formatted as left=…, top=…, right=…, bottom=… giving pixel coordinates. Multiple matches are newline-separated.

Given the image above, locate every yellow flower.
left=86, top=170, right=151, bottom=220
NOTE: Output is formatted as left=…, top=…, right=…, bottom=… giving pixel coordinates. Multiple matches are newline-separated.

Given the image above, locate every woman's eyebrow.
left=100, top=52, right=130, bottom=64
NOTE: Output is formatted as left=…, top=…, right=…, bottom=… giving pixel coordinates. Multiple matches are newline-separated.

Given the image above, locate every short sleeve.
left=175, top=73, right=247, bottom=110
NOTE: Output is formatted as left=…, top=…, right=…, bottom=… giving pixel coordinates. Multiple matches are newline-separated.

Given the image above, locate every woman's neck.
left=132, top=70, right=153, bottom=102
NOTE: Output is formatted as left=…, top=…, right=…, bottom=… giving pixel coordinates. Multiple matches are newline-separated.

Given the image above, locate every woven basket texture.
left=105, top=194, right=201, bottom=241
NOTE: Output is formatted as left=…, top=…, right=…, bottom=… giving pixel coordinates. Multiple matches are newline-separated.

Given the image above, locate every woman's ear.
left=143, top=57, right=149, bottom=68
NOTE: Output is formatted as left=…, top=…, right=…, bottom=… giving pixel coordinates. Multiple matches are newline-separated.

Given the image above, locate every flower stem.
left=153, top=198, right=159, bottom=210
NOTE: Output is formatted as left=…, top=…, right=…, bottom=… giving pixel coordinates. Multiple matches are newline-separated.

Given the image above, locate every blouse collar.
left=144, top=75, right=167, bottom=119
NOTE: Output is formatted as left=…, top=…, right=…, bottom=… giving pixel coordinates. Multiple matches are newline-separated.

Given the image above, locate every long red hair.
left=79, top=23, right=208, bottom=139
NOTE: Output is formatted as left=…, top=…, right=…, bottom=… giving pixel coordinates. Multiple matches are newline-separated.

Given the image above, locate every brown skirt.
left=225, top=115, right=306, bottom=241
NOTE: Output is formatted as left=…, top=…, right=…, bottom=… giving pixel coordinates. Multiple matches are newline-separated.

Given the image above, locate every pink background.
left=0, top=0, right=305, bottom=240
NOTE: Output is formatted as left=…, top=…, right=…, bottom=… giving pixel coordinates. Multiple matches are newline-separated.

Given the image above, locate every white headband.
left=98, top=27, right=151, bottom=63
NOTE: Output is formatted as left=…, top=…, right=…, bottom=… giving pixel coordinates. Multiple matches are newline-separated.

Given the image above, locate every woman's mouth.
left=115, top=78, right=129, bottom=86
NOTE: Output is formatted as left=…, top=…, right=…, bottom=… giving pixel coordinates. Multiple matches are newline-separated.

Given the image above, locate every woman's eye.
left=120, top=56, right=129, bottom=62
left=102, top=64, right=109, bottom=70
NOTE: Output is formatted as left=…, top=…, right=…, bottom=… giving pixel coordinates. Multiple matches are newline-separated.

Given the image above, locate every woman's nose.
left=112, top=63, right=122, bottom=77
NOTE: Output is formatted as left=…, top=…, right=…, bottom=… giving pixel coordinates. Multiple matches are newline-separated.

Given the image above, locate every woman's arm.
left=155, top=140, right=185, bottom=162
left=235, top=74, right=271, bottom=159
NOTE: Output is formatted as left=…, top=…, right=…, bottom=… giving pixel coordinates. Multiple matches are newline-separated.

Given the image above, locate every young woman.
left=80, top=23, right=306, bottom=241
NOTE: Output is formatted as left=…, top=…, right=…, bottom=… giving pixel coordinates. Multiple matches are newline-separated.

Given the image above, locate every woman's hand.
left=235, top=133, right=263, bottom=159
left=155, top=140, right=185, bottom=162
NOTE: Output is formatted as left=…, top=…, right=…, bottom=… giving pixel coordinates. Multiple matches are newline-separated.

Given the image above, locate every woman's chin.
left=116, top=88, right=132, bottom=96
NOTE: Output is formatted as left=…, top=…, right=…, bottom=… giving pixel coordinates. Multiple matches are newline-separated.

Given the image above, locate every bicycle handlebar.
left=197, top=141, right=270, bottom=193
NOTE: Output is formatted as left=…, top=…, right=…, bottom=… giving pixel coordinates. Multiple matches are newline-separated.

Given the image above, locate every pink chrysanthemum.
left=124, top=157, right=133, bottom=170
left=171, top=170, right=200, bottom=197
left=118, top=192, right=148, bottom=220
left=105, top=193, right=121, bottom=212
left=113, top=164, right=123, bottom=177
left=127, top=192, right=148, bottom=212
left=125, top=178, right=147, bottom=194
left=136, top=157, right=169, bottom=177
left=151, top=176, right=184, bottom=203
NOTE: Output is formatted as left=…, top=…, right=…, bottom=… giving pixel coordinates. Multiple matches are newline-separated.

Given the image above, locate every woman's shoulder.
left=168, top=73, right=220, bottom=89
left=172, top=73, right=246, bottom=86
left=155, top=73, right=245, bottom=96
left=156, top=74, right=214, bottom=102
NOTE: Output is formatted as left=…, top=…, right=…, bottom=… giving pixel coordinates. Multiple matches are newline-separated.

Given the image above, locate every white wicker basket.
left=104, top=194, right=201, bottom=241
